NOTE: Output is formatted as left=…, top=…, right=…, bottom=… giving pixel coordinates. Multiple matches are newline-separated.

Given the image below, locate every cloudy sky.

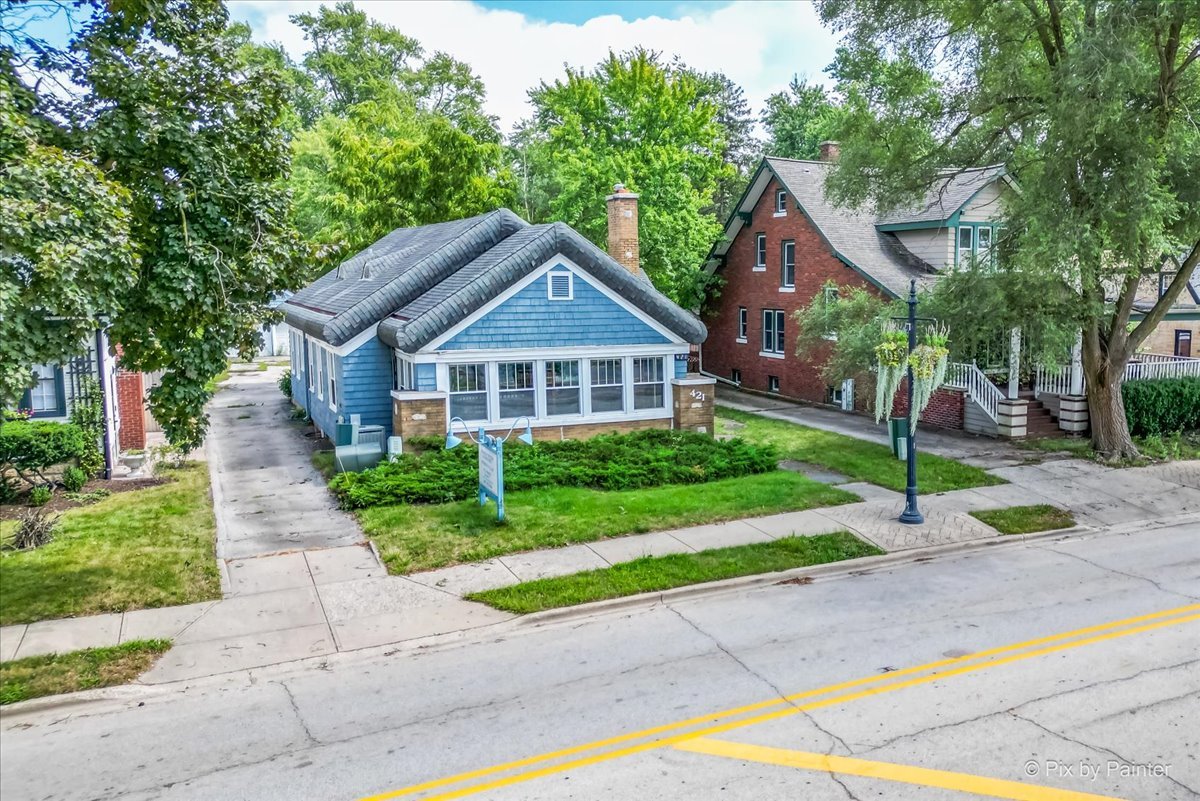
left=227, top=0, right=842, bottom=133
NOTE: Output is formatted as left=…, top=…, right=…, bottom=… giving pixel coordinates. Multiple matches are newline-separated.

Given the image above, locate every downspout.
left=697, top=343, right=742, bottom=388
left=94, top=328, right=114, bottom=480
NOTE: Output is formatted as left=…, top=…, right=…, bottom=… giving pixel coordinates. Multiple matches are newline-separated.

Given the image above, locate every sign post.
left=446, top=417, right=533, bottom=522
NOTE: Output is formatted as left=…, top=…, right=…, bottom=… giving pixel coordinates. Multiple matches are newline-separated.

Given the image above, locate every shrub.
left=69, top=377, right=105, bottom=476
left=3, top=508, right=57, bottom=550
left=0, top=421, right=89, bottom=487
left=62, top=466, right=88, bottom=492
left=330, top=429, right=778, bottom=509
left=1122, top=377, right=1200, bottom=437
left=29, top=485, right=53, bottom=507
left=279, top=369, right=293, bottom=399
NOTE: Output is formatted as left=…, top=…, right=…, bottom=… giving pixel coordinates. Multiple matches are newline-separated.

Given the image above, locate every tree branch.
left=1128, top=240, right=1200, bottom=354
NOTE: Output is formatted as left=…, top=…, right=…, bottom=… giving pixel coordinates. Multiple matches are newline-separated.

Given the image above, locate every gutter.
left=697, top=344, right=742, bottom=388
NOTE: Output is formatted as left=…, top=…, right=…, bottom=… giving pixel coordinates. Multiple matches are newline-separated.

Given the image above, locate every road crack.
left=280, top=681, right=320, bottom=747
left=1038, top=545, right=1200, bottom=602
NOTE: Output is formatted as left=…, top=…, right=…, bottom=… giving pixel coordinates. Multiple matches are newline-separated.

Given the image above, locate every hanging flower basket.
left=909, top=326, right=950, bottom=429
left=874, top=326, right=909, bottom=423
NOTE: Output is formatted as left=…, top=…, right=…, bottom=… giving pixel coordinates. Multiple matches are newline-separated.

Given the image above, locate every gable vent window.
left=548, top=272, right=573, bottom=300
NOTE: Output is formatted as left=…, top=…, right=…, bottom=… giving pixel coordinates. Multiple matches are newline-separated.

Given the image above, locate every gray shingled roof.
left=875, top=165, right=1007, bottom=226
left=764, top=158, right=935, bottom=296
left=282, top=210, right=527, bottom=345
left=378, top=221, right=707, bottom=351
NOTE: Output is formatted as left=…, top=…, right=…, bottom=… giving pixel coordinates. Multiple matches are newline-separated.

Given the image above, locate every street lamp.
left=445, top=416, right=534, bottom=521
left=892, top=279, right=931, bottom=525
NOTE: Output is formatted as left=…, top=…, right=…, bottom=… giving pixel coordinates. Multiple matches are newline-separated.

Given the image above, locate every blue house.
left=282, top=188, right=714, bottom=443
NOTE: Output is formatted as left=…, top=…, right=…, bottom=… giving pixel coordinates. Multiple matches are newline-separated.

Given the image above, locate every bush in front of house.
left=1122, top=377, right=1200, bottom=437
left=279, top=369, right=293, bottom=399
left=28, top=485, right=53, bottom=507
left=0, top=421, right=90, bottom=493
left=329, top=429, right=779, bottom=508
left=61, top=466, right=88, bottom=493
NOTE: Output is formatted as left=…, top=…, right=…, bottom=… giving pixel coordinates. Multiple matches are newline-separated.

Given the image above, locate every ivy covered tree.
left=519, top=49, right=733, bottom=306
left=818, top=0, right=1200, bottom=457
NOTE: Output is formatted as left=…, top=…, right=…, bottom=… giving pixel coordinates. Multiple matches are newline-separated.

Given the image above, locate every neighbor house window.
left=632, top=357, right=666, bottom=410
left=781, top=240, right=796, bottom=287
left=755, top=233, right=767, bottom=269
left=317, top=349, right=326, bottom=400
left=590, top=359, right=624, bottom=413
left=1175, top=330, right=1192, bottom=358
left=977, top=226, right=992, bottom=257
left=306, top=345, right=315, bottom=390
left=762, top=309, right=786, bottom=354
left=775, top=189, right=787, bottom=213
left=498, top=361, right=536, bottom=418
left=957, top=226, right=974, bottom=256
left=328, top=366, right=337, bottom=409
left=824, top=286, right=839, bottom=306
left=547, top=271, right=573, bottom=300
left=448, top=363, right=488, bottom=420
left=395, top=356, right=415, bottom=391
left=768, top=375, right=780, bottom=393
left=731, top=368, right=742, bottom=384
left=545, top=360, right=581, bottom=415
left=737, top=307, right=748, bottom=341
left=27, top=364, right=61, bottom=415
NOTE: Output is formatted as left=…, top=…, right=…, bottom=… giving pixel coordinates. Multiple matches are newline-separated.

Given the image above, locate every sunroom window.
left=448, top=363, right=488, bottom=421
left=545, top=360, right=581, bottom=415
left=632, top=357, right=665, bottom=410
left=498, top=361, right=536, bottom=418
left=590, top=359, right=624, bottom=413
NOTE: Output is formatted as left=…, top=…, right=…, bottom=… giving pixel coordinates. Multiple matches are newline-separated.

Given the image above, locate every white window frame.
left=395, top=354, right=415, bottom=391
left=754, top=233, right=767, bottom=271
left=547, top=271, right=574, bottom=301
left=306, top=343, right=315, bottom=391
left=761, top=309, right=786, bottom=357
left=497, top=360, right=537, bottom=420
left=731, top=368, right=742, bottom=384
left=316, top=348, right=325, bottom=401
left=544, top=359, right=582, bottom=417
left=774, top=189, right=787, bottom=215
left=768, top=375, right=780, bottom=393
left=28, top=364, right=60, bottom=414
left=737, top=307, right=748, bottom=343
left=448, top=362, right=489, bottom=422
left=631, top=356, right=666, bottom=411
left=589, top=358, right=625, bottom=414
left=781, top=240, right=796, bottom=288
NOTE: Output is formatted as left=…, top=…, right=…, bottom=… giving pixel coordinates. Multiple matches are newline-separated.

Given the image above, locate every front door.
left=1175, top=330, right=1192, bottom=357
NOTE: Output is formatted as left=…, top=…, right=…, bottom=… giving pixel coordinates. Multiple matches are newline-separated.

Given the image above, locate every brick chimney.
left=818, top=140, right=840, bottom=162
left=606, top=183, right=640, bottom=275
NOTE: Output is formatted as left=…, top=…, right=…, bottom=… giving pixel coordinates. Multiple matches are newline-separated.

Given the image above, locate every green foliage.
left=1121, top=378, right=1200, bottom=437
left=468, top=533, right=882, bottom=614
left=62, top=467, right=88, bottom=493
left=970, top=505, right=1075, bottom=536
left=68, top=377, right=104, bottom=476
left=279, top=369, right=293, bottom=399
left=330, top=429, right=778, bottom=508
left=291, top=97, right=515, bottom=264
left=761, top=77, right=845, bottom=159
left=817, top=0, right=1200, bottom=455
left=28, top=486, right=52, bottom=507
left=517, top=49, right=732, bottom=306
left=0, top=421, right=89, bottom=476
left=0, top=61, right=138, bottom=409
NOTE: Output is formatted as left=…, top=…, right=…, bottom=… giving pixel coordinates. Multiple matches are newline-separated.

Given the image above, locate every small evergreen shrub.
left=62, top=466, right=88, bottom=492
left=29, top=485, right=53, bottom=507
left=330, top=429, right=778, bottom=508
left=279, top=369, right=293, bottom=399
left=1122, top=377, right=1200, bottom=437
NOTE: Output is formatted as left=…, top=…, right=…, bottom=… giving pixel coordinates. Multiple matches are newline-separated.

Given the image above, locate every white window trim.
left=737, top=307, right=748, bottom=343
left=781, top=240, right=796, bottom=288
left=588, top=357, right=625, bottom=415
left=772, top=211, right=787, bottom=218
left=775, top=189, right=787, bottom=214
left=778, top=287, right=796, bottom=294
left=754, top=233, right=767, bottom=271
left=547, top=271, right=574, bottom=301
left=761, top=309, right=786, bottom=355
left=316, top=348, right=325, bottom=401
left=759, top=350, right=786, bottom=360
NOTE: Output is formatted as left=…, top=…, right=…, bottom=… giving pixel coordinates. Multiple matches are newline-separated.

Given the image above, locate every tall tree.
left=817, top=0, right=1200, bottom=457
left=62, top=0, right=305, bottom=449
left=695, top=70, right=759, bottom=221
left=761, top=76, right=843, bottom=160
left=520, top=49, right=732, bottom=306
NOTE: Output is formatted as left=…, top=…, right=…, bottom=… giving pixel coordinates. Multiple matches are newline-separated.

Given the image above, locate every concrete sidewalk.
left=4, top=456, right=1197, bottom=682
left=716, top=386, right=1034, bottom=470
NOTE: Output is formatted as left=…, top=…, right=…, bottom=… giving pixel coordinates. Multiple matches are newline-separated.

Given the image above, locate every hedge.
left=0, top=420, right=91, bottom=493
left=1122, top=377, right=1200, bottom=437
left=329, top=429, right=779, bottom=508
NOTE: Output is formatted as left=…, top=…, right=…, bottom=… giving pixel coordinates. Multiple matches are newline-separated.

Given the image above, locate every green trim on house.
left=19, top=364, right=67, bottom=418
left=1132, top=310, right=1200, bottom=321
left=875, top=216, right=959, bottom=232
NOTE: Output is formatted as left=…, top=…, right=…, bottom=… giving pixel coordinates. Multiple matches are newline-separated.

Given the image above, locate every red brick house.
left=701, top=147, right=1012, bottom=433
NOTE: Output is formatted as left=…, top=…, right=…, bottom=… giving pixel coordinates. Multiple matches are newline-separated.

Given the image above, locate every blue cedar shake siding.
left=338, top=337, right=393, bottom=432
left=439, top=269, right=671, bottom=350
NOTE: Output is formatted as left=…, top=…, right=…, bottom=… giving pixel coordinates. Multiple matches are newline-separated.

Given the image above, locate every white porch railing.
left=945, top=362, right=1004, bottom=422
left=1124, top=354, right=1200, bottom=381
left=1034, top=364, right=1074, bottom=399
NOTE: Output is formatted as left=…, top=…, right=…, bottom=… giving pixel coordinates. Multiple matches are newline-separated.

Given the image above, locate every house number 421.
left=690, top=389, right=707, bottom=401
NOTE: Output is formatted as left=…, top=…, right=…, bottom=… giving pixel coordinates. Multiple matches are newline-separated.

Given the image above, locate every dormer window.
left=775, top=189, right=787, bottom=214
left=547, top=271, right=573, bottom=300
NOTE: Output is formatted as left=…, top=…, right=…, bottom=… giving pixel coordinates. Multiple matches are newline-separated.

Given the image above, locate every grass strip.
left=0, top=639, right=171, bottom=705
left=970, top=504, right=1076, bottom=535
left=360, top=471, right=859, bottom=574
left=0, top=463, right=219, bottom=626
left=467, top=532, right=883, bottom=614
left=716, top=407, right=1004, bottom=494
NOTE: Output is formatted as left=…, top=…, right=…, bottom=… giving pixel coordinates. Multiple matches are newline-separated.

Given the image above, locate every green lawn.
left=716, top=407, right=1004, bottom=494
left=358, top=471, right=859, bottom=574
left=970, top=504, right=1077, bottom=535
left=468, top=533, right=883, bottom=613
left=1, top=640, right=170, bottom=705
left=0, top=463, right=220, bottom=626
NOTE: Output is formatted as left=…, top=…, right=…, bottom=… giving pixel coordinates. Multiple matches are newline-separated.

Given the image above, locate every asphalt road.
left=2, top=521, right=1198, bottom=801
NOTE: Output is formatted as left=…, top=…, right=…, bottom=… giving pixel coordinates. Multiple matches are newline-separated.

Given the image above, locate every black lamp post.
left=895, top=279, right=927, bottom=525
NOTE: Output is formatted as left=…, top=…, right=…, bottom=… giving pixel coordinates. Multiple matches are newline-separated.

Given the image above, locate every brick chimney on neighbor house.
left=818, top=140, right=841, bottom=162
left=606, top=183, right=640, bottom=275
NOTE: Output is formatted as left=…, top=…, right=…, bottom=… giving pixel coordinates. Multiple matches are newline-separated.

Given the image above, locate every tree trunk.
left=1082, top=337, right=1138, bottom=458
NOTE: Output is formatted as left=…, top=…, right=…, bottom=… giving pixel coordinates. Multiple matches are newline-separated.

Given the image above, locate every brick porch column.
left=996, top=398, right=1029, bottom=439
left=671, top=375, right=716, bottom=434
left=391, top=391, right=448, bottom=440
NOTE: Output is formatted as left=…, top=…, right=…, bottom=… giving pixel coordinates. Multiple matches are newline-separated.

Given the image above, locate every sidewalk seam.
left=306, top=552, right=340, bottom=652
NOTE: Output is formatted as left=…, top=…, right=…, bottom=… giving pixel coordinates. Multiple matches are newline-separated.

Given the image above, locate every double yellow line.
left=361, top=603, right=1200, bottom=800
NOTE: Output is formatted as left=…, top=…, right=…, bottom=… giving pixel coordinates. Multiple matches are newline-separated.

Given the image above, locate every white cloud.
left=228, top=1, right=840, bottom=134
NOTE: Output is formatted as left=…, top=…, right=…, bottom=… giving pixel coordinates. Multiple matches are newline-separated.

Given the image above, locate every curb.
left=513, top=523, right=1098, bottom=628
